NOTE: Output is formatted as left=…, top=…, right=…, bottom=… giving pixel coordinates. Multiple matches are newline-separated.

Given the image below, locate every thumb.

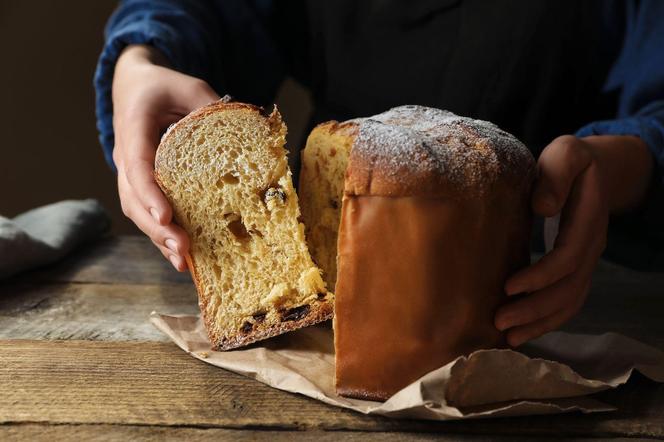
left=532, top=135, right=593, bottom=217
left=174, top=77, right=221, bottom=113
left=189, top=80, right=221, bottom=110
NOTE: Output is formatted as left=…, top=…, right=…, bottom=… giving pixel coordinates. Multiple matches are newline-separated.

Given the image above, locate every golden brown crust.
left=331, top=106, right=535, bottom=401
left=340, top=105, right=536, bottom=199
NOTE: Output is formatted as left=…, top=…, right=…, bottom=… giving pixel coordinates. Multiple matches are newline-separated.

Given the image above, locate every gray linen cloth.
left=0, top=199, right=110, bottom=279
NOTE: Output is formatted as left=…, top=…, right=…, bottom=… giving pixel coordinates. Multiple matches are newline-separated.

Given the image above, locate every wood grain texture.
left=1, top=424, right=659, bottom=442
left=0, top=282, right=197, bottom=341
left=2, top=340, right=664, bottom=438
left=2, top=236, right=664, bottom=439
left=5, top=236, right=191, bottom=286
left=2, top=237, right=664, bottom=348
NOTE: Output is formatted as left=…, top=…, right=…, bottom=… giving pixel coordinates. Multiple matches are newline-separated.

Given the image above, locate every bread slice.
left=298, top=122, right=355, bottom=289
left=154, top=99, right=333, bottom=350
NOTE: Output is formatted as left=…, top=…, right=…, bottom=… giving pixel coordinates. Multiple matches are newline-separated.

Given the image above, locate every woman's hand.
left=112, top=45, right=220, bottom=271
left=495, top=134, right=654, bottom=346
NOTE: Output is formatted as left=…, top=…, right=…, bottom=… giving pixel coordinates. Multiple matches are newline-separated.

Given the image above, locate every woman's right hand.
left=112, top=44, right=220, bottom=271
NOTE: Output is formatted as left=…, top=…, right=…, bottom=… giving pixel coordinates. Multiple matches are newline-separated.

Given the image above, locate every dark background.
left=0, top=0, right=311, bottom=234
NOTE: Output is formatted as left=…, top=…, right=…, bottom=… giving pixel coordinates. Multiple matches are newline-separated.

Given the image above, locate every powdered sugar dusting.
left=350, top=105, right=534, bottom=196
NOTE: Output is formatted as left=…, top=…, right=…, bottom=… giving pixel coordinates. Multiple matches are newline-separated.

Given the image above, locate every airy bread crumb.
left=155, top=100, right=333, bottom=350
left=299, top=122, right=355, bottom=289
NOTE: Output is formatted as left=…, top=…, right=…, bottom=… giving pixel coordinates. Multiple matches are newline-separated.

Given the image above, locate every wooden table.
left=1, top=235, right=664, bottom=441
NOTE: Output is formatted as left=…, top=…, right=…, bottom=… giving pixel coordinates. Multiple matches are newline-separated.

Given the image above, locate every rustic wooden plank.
left=0, top=282, right=197, bottom=341
left=1, top=340, right=663, bottom=437
left=1, top=424, right=656, bottom=442
left=2, top=235, right=664, bottom=438
left=2, top=266, right=662, bottom=348
left=7, top=235, right=191, bottom=285
left=4, top=235, right=663, bottom=346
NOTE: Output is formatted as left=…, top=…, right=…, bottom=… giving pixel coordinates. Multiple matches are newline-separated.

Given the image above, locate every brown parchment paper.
left=150, top=312, right=664, bottom=420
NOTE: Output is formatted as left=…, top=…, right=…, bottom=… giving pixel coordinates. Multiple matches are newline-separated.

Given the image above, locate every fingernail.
left=165, top=238, right=178, bottom=253
left=169, top=255, right=180, bottom=270
left=150, top=207, right=160, bottom=223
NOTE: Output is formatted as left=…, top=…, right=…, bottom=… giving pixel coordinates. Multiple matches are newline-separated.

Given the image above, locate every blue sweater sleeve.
left=94, top=0, right=227, bottom=171
left=576, top=0, right=664, bottom=161
left=95, top=0, right=285, bottom=171
left=576, top=0, right=664, bottom=269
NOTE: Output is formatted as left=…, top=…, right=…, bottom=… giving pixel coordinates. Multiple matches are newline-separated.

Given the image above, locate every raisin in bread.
left=155, top=99, right=333, bottom=350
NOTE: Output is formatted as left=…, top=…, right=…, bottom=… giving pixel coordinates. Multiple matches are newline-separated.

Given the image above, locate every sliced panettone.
left=298, top=121, right=355, bottom=289
left=301, top=105, right=535, bottom=401
left=154, top=98, right=333, bottom=350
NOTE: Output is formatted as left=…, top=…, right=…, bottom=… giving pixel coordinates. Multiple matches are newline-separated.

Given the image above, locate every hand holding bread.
left=496, top=134, right=653, bottom=346
left=111, top=44, right=220, bottom=270
left=112, top=80, right=653, bottom=358
left=154, top=100, right=334, bottom=349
